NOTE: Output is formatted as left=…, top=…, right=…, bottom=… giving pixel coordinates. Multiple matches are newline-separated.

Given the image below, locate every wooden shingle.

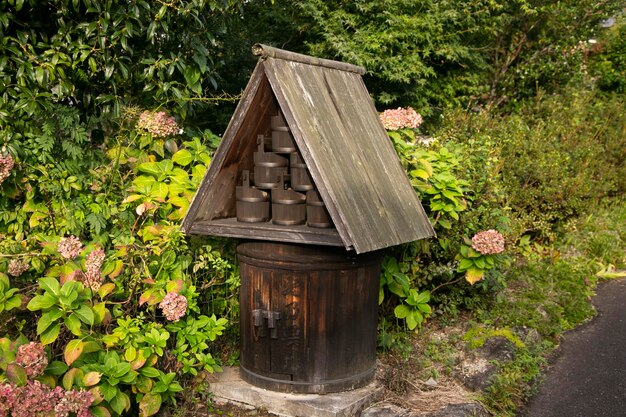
left=182, top=44, right=434, bottom=253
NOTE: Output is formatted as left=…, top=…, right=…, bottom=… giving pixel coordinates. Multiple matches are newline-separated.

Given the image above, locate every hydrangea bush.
left=0, top=109, right=233, bottom=416
left=378, top=107, right=508, bottom=332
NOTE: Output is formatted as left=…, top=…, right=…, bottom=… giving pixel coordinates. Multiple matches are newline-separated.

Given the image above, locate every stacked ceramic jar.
left=235, top=112, right=332, bottom=228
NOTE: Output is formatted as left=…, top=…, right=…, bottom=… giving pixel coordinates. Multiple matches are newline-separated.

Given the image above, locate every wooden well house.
left=182, top=44, right=434, bottom=394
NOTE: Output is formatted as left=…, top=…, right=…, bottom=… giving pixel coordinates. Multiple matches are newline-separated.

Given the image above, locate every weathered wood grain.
left=265, top=59, right=435, bottom=253
left=189, top=218, right=343, bottom=247
left=237, top=242, right=380, bottom=393
left=252, top=43, right=366, bottom=75
left=182, top=61, right=276, bottom=231
left=183, top=46, right=435, bottom=253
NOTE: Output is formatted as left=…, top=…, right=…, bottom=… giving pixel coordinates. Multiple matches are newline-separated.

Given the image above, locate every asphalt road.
left=521, top=278, right=626, bottom=417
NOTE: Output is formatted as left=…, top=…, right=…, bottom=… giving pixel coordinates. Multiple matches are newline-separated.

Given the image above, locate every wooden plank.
left=269, top=270, right=307, bottom=378
left=264, top=60, right=355, bottom=251
left=184, top=47, right=433, bottom=253
left=189, top=218, right=344, bottom=247
left=325, top=70, right=435, bottom=250
left=239, top=263, right=271, bottom=374
left=237, top=242, right=380, bottom=393
left=252, top=43, right=366, bottom=75
left=265, top=59, right=435, bottom=253
left=182, top=61, right=276, bottom=230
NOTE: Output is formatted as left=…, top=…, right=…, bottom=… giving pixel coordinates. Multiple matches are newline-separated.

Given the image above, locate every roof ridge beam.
left=252, top=43, right=366, bottom=75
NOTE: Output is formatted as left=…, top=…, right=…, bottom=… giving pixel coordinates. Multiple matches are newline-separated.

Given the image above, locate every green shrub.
left=0, top=109, right=236, bottom=416
left=437, top=88, right=626, bottom=242
left=590, top=17, right=626, bottom=93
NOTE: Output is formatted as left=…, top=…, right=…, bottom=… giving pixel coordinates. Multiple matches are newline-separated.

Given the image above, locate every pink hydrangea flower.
left=0, top=381, right=92, bottom=417
left=6, top=380, right=63, bottom=417
left=55, top=389, right=94, bottom=417
left=58, top=236, right=83, bottom=260
left=0, top=154, right=14, bottom=185
left=137, top=111, right=181, bottom=138
left=15, top=342, right=48, bottom=378
left=471, top=229, right=505, bottom=255
left=379, top=107, right=423, bottom=131
left=84, top=248, right=106, bottom=291
left=159, top=292, right=188, bottom=322
left=7, top=259, right=29, bottom=277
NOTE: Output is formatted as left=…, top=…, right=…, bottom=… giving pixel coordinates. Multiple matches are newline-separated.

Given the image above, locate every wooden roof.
left=182, top=44, right=434, bottom=253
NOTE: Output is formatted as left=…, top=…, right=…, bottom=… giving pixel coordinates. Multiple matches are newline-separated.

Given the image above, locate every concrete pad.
left=209, top=367, right=384, bottom=417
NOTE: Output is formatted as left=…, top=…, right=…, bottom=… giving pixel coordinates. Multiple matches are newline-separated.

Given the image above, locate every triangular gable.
left=182, top=45, right=434, bottom=253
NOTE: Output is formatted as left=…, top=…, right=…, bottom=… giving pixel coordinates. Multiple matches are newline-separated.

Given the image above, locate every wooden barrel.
left=271, top=188, right=306, bottom=226
left=290, top=152, right=314, bottom=191
left=271, top=130, right=297, bottom=153
left=253, top=137, right=288, bottom=189
left=238, top=242, right=381, bottom=393
left=236, top=171, right=270, bottom=223
left=306, top=190, right=333, bottom=228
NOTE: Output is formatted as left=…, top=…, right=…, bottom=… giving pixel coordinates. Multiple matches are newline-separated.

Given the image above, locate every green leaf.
left=83, top=340, right=102, bottom=354
left=40, top=323, right=61, bottom=345
left=100, top=382, right=118, bottom=402
left=149, top=182, right=169, bottom=200
left=406, top=311, right=423, bottom=330
left=410, top=169, right=430, bottom=180
left=93, top=302, right=107, bottom=324
left=438, top=218, right=452, bottom=229
left=65, top=313, right=83, bottom=336
left=125, top=346, right=137, bottom=362
left=39, top=277, right=61, bottom=296
left=139, top=366, right=160, bottom=378
left=4, top=295, right=22, bottom=311
left=413, top=291, right=430, bottom=305
left=46, top=360, right=69, bottom=376
left=29, top=211, right=48, bottom=228
left=75, top=305, right=95, bottom=326
left=184, top=66, right=201, bottom=86
left=64, top=339, right=85, bottom=365
left=28, top=293, right=57, bottom=311
left=91, top=406, right=112, bottom=417
left=110, top=391, right=130, bottom=415
left=37, top=308, right=64, bottom=334
left=62, top=367, right=83, bottom=390
left=139, top=392, right=162, bottom=417
left=392, top=272, right=410, bottom=292
left=394, top=304, right=410, bottom=319
left=133, top=175, right=157, bottom=192
left=0, top=273, right=9, bottom=291
left=171, top=149, right=192, bottom=166
left=137, top=162, right=160, bottom=177
left=418, top=303, right=432, bottom=314
left=458, top=258, right=474, bottom=271
left=113, top=361, right=132, bottom=378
